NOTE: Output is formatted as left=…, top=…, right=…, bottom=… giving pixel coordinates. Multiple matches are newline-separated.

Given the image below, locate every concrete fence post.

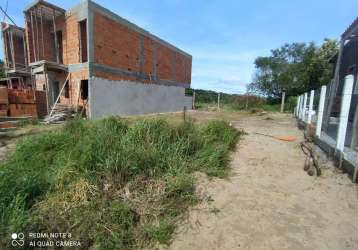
left=280, top=91, right=286, bottom=113
left=299, top=94, right=304, bottom=120
left=307, top=90, right=315, bottom=124
left=298, top=95, right=302, bottom=119
left=315, top=85, right=326, bottom=138
left=336, top=75, right=354, bottom=152
left=302, top=92, right=308, bottom=122
left=296, top=95, right=301, bottom=117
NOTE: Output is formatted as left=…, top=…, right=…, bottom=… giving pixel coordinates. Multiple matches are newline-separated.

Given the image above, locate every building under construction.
left=1, top=0, right=192, bottom=118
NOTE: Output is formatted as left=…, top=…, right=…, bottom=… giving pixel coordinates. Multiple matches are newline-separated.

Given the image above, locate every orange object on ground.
left=255, top=132, right=296, bottom=142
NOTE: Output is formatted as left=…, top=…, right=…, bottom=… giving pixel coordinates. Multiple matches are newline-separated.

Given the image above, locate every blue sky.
left=1, top=0, right=357, bottom=93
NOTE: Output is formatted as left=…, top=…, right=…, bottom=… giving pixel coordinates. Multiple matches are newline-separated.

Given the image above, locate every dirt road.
left=171, top=112, right=358, bottom=250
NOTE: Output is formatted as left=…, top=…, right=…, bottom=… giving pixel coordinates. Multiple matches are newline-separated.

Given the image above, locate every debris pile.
left=44, top=104, right=76, bottom=124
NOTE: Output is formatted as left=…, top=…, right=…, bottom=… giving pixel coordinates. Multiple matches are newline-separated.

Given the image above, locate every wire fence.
left=186, top=89, right=297, bottom=113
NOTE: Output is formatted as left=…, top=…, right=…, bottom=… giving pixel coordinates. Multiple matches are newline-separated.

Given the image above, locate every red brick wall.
left=63, top=14, right=81, bottom=65
left=34, top=69, right=89, bottom=107
left=93, top=11, right=191, bottom=86
left=53, top=70, right=89, bottom=106
left=94, top=12, right=140, bottom=72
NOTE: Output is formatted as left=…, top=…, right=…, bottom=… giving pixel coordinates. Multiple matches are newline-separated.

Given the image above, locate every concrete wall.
left=89, top=77, right=192, bottom=118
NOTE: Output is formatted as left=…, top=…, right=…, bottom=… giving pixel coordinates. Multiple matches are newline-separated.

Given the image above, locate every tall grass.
left=0, top=117, right=243, bottom=249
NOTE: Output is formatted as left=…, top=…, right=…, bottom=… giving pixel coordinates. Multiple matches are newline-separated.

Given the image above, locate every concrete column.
left=315, top=86, right=326, bottom=138
left=351, top=106, right=358, bottom=149
left=298, top=95, right=302, bottom=119
left=336, top=75, right=354, bottom=151
left=302, top=92, right=308, bottom=122
left=307, top=90, right=315, bottom=124
left=280, top=91, right=286, bottom=113
left=299, top=95, right=304, bottom=120
left=296, top=95, right=301, bottom=117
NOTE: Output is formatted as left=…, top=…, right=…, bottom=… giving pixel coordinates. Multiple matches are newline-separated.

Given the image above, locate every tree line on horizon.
left=248, top=39, right=338, bottom=98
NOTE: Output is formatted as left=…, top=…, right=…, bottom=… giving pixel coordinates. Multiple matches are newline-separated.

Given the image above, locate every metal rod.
left=34, top=7, right=40, bottom=61
left=40, top=7, right=44, bottom=59
left=52, top=10, right=59, bottom=63
left=30, top=11, right=37, bottom=62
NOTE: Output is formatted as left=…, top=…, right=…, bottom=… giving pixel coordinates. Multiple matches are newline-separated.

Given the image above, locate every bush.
left=0, top=117, right=243, bottom=249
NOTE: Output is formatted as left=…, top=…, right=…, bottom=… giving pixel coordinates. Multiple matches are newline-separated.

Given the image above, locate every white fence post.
left=300, top=94, right=304, bottom=120
left=307, top=90, right=314, bottom=124
left=302, top=92, right=308, bottom=122
left=296, top=95, right=301, bottom=117
left=336, top=75, right=354, bottom=151
left=315, top=86, right=326, bottom=138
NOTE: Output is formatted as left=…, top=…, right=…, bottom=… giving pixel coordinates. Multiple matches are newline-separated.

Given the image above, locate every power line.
left=0, top=5, right=16, bottom=26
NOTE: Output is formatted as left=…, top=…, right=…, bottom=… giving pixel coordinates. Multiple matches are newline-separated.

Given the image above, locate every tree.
left=248, top=39, right=338, bottom=98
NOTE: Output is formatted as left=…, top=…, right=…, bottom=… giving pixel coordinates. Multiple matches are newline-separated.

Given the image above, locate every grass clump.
left=0, top=117, right=243, bottom=249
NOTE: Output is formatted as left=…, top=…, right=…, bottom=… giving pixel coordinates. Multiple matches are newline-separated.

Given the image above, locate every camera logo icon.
left=11, top=233, right=25, bottom=247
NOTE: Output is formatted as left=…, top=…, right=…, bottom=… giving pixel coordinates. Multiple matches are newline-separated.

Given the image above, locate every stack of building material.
left=0, top=88, right=8, bottom=117
left=44, top=104, right=75, bottom=124
left=8, top=89, right=37, bottom=117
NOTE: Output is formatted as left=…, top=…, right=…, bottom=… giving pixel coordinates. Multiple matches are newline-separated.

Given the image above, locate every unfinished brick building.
left=1, top=0, right=192, bottom=118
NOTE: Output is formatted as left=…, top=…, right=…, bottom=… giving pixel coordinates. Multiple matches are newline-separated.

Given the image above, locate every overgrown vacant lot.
left=0, top=117, right=242, bottom=249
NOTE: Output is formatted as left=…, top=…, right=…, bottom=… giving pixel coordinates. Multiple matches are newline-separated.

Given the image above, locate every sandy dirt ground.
left=170, top=112, right=358, bottom=250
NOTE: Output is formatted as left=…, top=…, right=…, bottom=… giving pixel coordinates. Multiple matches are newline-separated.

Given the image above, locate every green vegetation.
left=186, top=88, right=296, bottom=112
left=0, top=117, right=242, bottom=249
left=248, top=39, right=338, bottom=97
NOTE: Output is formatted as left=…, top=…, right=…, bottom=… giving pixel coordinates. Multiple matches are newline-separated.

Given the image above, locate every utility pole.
left=217, top=92, right=220, bottom=111
left=280, top=91, right=286, bottom=113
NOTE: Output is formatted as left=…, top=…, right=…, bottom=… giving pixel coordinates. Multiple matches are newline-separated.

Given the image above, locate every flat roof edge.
left=88, top=0, right=192, bottom=58
left=24, top=0, right=66, bottom=13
